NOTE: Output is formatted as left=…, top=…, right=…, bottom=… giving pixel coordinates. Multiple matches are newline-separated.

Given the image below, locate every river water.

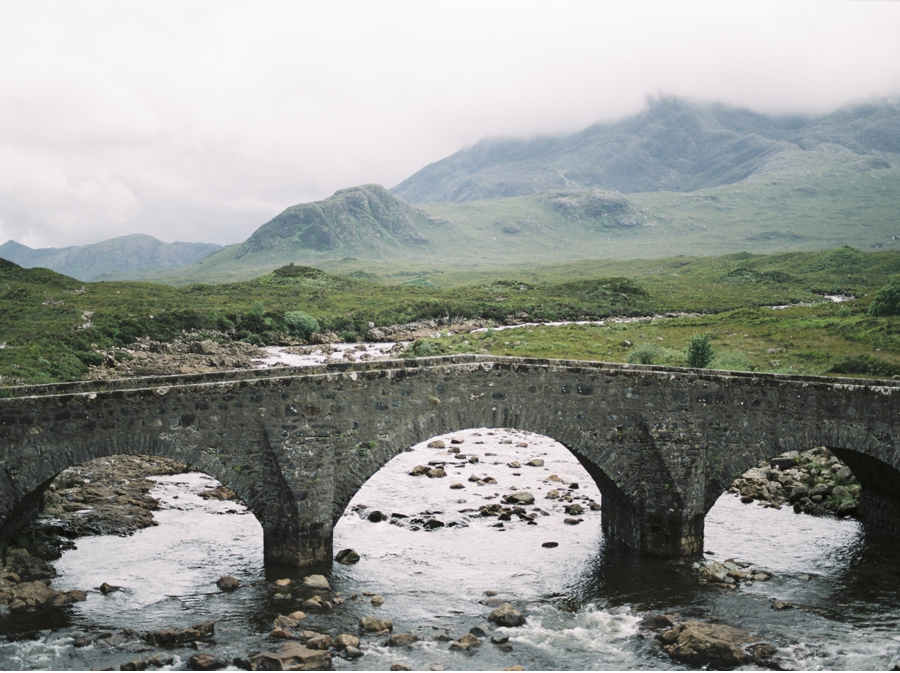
left=1, top=428, right=899, bottom=670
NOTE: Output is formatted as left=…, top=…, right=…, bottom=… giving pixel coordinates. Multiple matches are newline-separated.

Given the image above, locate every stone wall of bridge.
left=1, top=355, right=899, bottom=566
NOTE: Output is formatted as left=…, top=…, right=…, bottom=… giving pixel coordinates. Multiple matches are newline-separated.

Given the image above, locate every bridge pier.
left=264, top=526, right=332, bottom=567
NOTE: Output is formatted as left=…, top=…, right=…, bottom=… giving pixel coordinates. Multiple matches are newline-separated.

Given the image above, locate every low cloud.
left=1, top=0, right=899, bottom=248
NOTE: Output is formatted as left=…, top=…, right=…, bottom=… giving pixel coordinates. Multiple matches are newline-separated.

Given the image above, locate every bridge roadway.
left=2, top=355, right=900, bottom=566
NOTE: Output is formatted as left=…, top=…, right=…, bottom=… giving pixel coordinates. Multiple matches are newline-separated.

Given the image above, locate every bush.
left=284, top=310, right=320, bottom=340
left=686, top=333, right=714, bottom=369
left=627, top=343, right=662, bottom=364
left=869, top=278, right=900, bottom=316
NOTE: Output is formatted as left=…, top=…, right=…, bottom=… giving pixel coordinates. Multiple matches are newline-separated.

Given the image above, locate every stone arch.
left=702, top=426, right=900, bottom=536
left=329, top=404, right=644, bottom=552
left=0, top=429, right=300, bottom=566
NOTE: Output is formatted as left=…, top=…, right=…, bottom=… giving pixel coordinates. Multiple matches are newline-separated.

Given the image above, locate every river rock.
left=371, top=594, right=385, bottom=605
left=360, top=615, right=393, bottom=632
left=341, top=646, right=363, bottom=660
left=216, top=576, right=240, bottom=591
left=427, top=468, right=447, bottom=478
left=564, top=503, right=584, bottom=515
left=771, top=600, right=793, bottom=610
left=368, top=510, right=387, bottom=522
left=335, top=549, right=360, bottom=564
left=789, top=485, right=810, bottom=504
left=390, top=664, right=412, bottom=671
left=637, top=614, right=678, bottom=630
left=545, top=489, right=560, bottom=500
left=658, top=621, right=761, bottom=668
left=144, top=621, right=215, bottom=646
left=541, top=541, right=559, bottom=548
left=385, top=633, right=419, bottom=647
left=507, top=461, right=521, bottom=469
left=273, top=614, right=305, bottom=630
left=198, top=485, right=237, bottom=501
left=100, top=582, right=121, bottom=594
left=409, top=465, right=429, bottom=476
left=428, top=440, right=446, bottom=449
left=301, top=595, right=327, bottom=611
left=187, top=652, right=227, bottom=671
left=488, top=602, right=526, bottom=627
left=504, top=492, right=535, bottom=505
left=526, top=459, right=544, bottom=467
left=249, top=642, right=331, bottom=671
left=333, top=634, right=360, bottom=650
left=450, top=483, right=464, bottom=489
left=301, top=574, right=330, bottom=590
left=305, top=633, right=332, bottom=650
left=837, top=500, right=858, bottom=516
left=274, top=578, right=291, bottom=587
left=148, top=653, right=174, bottom=667
left=120, top=660, right=147, bottom=671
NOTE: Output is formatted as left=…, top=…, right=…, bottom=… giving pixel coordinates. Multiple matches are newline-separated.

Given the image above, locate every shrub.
left=686, top=333, right=714, bottom=369
left=869, top=278, right=900, bottom=316
left=627, top=343, right=662, bottom=364
left=284, top=311, right=320, bottom=340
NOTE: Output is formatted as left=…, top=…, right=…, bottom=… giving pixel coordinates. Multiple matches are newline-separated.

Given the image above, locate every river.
left=1, top=428, right=899, bottom=670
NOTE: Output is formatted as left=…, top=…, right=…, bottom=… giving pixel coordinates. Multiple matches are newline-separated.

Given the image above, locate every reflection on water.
left=1, top=429, right=898, bottom=670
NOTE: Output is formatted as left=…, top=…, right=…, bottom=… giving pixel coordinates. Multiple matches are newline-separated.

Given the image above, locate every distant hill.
left=0, top=235, right=221, bottom=281
left=391, top=97, right=899, bottom=203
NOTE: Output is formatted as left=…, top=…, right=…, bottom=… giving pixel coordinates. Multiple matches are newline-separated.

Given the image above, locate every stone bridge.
left=2, top=355, right=900, bottom=567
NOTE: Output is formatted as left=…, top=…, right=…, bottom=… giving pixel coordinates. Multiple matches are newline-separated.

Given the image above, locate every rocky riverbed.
left=729, top=447, right=861, bottom=517
left=86, top=338, right=266, bottom=379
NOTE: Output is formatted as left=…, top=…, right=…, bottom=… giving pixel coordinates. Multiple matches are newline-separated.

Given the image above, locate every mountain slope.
left=391, top=97, right=899, bottom=203
left=0, top=234, right=222, bottom=282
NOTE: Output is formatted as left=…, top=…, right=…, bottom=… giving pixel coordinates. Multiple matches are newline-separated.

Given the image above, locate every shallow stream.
left=1, top=429, right=899, bottom=670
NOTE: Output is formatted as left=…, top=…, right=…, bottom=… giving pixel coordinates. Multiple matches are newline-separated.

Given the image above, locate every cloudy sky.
left=2, top=1, right=899, bottom=249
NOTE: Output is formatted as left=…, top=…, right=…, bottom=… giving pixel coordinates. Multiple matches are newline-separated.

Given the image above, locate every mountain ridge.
left=391, top=97, right=899, bottom=203
left=0, top=234, right=222, bottom=282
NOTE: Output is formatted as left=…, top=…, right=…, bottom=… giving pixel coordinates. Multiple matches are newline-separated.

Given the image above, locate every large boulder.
left=659, top=621, right=769, bottom=668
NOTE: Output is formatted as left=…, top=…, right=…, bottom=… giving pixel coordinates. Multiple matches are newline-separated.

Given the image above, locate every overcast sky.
left=2, top=1, right=899, bottom=249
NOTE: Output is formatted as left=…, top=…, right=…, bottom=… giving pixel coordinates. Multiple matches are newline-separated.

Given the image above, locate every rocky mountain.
left=391, top=97, right=899, bottom=203
left=0, top=235, right=221, bottom=282
left=241, top=184, right=434, bottom=255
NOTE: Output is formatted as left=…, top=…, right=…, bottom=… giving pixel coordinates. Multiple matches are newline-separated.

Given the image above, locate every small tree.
left=284, top=310, right=320, bottom=340
left=869, top=278, right=900, bottom=316
left=686, top=333, right=714, bottom=369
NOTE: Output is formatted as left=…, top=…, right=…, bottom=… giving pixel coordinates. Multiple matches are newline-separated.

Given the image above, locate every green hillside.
left=4, top=248, right=900, bottom=386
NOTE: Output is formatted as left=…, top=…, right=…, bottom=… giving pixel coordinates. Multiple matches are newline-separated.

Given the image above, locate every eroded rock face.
left=659, top=621, right=772, bottom=668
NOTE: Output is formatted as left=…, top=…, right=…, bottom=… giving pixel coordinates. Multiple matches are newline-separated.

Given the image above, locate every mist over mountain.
left=391, top=97, right=899, bottom=204
left=0, top=235, right=222, bottom=282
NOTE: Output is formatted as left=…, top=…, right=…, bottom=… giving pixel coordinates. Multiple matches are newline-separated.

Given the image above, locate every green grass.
left=4, top=247, right=900, bottom=386
left=401, top=299, right=900, bottom=378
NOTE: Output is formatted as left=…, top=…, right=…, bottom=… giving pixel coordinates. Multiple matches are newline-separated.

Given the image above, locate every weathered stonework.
left=2, top=355, right=899, bottom=566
